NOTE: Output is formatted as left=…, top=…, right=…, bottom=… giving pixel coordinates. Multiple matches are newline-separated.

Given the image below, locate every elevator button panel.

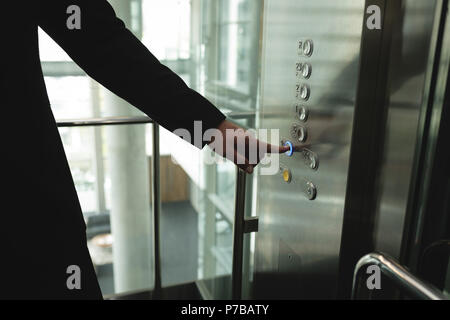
left=256, top=0, right=369, bottom=297
left=285, top=39, right=317, bottom=200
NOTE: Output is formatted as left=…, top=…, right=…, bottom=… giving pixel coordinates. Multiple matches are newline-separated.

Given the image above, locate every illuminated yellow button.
left=282, top=169, right=292, bottom=183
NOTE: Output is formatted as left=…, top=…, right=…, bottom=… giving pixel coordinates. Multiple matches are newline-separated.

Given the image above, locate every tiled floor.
left=93, top=200, right=198, bottom=295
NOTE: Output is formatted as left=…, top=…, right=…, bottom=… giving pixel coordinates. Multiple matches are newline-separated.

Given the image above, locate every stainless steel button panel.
left=289, top=39, right=317, bottom=200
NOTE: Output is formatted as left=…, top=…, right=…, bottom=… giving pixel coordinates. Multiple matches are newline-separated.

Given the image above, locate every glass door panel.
left=44, top=0, right=263, bottom=299
left=58, top=123, right=155, bottom=296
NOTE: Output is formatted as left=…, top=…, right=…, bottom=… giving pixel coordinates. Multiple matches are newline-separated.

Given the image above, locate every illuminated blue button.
left=284, top=141, right=294, bottom=157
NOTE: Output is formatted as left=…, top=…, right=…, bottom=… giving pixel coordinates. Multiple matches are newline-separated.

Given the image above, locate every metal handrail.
left=151, top=124, right=162, bottom=298
left=231, top=169, right=247, bottom=300
left=55, top=111, right=256, bottom=128
left=231, top=169, right=259, bottom=300
left=56, top=115, right=154, bottom=127
left=352, top=252, right=448, bottom=300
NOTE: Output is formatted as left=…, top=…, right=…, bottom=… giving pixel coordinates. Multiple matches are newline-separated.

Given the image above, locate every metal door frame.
left=400, top=0, right=450, bottom=278
left=337, top=0, right=403, bottom=299
left=338, top=0, right=450, bottom=298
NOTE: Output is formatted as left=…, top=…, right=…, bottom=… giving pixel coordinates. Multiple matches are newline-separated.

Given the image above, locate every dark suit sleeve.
left=37, top=0, right=226, bottom=148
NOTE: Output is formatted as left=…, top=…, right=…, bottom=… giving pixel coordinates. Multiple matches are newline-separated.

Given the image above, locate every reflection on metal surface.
left=253, top=0, right=443, bottom=299
left=372, top=0, right=438, bottom=259
left=254, top=0, right=365, bottom=299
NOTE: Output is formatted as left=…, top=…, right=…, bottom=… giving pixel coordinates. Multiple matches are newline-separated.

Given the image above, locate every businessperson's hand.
left=209, top=119, right=290, bottom=174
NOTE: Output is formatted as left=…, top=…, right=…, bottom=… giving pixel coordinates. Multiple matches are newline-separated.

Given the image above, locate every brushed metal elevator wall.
left=253, top=0, right=365, bottom=299
left=372, top=0, right=438, bottom=260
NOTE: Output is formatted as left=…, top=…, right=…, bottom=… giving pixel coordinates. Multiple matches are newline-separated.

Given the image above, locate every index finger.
left=263, top=142, right=291, bottom=154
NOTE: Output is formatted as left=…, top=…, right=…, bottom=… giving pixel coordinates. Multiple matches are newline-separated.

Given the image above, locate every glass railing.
left=45, top=0, right=263, bottom=299
left=56, top=122, right=154, bottom=295
left=56, top=112, right=255, bottom=299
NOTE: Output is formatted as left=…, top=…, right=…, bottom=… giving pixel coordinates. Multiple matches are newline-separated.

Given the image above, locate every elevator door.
left=253, top=0, right=366, bottom=299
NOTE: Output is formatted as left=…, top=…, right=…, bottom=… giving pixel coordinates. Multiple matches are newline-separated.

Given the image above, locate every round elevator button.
left=284, top=141, right=294, bottom=157
left=302, top=63, right=312, bottom=79
left=303, top=39, right=314, bottom=57
left=291, top=124, right=308, bottom=143
left=298, top=107, right=309, bottom=122
left=297, top=84, right=310, bottom=101
left=297, top=126, right=307, bottom=142
left=282, top=169, right=292, bottom=183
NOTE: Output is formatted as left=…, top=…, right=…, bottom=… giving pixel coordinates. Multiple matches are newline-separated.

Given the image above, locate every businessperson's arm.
left=37, top=0, right=225, bottom=142
left=37, top=0, right=289, bottom=173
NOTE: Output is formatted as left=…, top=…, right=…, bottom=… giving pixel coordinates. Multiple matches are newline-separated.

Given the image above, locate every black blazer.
left=0, top=0, right=224, bottom=299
